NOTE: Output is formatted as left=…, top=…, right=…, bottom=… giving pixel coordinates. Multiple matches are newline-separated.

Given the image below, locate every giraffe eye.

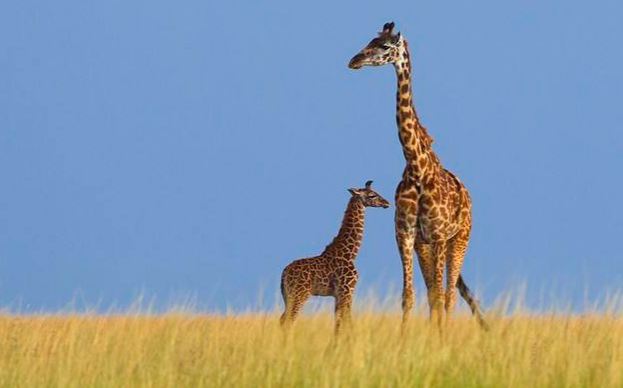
left=381, top=44, right=391, bottom=50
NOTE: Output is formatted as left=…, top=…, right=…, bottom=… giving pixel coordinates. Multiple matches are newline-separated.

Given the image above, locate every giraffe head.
left=348, top=22, right=405, bottom=69
left=348, top=180, right=390, bottom=208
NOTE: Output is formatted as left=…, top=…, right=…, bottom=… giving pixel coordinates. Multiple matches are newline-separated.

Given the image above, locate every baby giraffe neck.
left=323, top=197, right=365, bottom=261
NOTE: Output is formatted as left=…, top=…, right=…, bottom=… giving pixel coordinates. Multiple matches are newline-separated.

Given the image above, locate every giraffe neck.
left=394, top=40, right=441, bottom=176
left=322, top=197, right=365, bottom=261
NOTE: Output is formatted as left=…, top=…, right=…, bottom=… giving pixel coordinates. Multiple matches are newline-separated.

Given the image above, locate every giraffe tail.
left=457, top=274, right=490, bottom=331
left=279, top=271, right=288, bottom=327
left=280, top=272, right=285, bottom=299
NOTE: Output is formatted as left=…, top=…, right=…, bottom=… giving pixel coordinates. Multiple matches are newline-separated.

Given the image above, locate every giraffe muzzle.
left=348, top=54, right=364, bottom=69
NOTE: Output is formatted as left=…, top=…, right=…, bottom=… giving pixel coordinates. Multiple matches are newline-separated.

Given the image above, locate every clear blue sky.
left=1, top=0, right=621, bottom=311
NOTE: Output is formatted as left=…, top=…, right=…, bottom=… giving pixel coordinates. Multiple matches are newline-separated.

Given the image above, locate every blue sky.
left=1, top=0, right=621, bottom=311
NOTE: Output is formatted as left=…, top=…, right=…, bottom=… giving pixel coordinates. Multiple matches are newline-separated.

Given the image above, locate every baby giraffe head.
left=348, top=180, right=390, bottom=208
left=348, top=22, right=405, bottom=69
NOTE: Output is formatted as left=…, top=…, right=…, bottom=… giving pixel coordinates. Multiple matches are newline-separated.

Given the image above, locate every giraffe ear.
left=348, top=188, right=361, bottom=196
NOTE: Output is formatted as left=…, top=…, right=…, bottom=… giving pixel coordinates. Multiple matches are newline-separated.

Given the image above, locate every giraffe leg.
left=334, top=289, right=353, bottom=336
left=280, top=288, right=310, bottom=331
left=290, top=291, right=309, bottom=324
left=279, top=275, right=291, bottom=327
left=430, top=241, right=447, bottom=330
left=395, top=203, right=417, bottom=332
left=415, top=241, right=435, bottom=308
left=334, top=266, right=358, bottom=336
left=446, top=227, right=489, bottom=331
left=444, top=232, right=467, bottom=326
left=279, top=296, right=291, bottom=328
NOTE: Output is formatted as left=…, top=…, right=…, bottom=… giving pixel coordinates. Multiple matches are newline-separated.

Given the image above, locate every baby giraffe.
left=280, top=180, right=390, bottom=335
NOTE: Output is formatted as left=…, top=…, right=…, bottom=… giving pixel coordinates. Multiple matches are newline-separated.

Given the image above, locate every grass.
left=0, top=296, right=622, bottom=388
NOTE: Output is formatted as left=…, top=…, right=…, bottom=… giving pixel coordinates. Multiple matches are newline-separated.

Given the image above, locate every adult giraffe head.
left=348, top=22, right=405, bottom=69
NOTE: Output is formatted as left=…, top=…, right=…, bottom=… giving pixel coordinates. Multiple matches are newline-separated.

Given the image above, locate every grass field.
left=1, top=297, right=622, bottom=388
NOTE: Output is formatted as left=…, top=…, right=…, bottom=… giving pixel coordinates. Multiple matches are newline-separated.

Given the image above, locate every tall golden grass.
left=0, top=295, right=622, bottom=388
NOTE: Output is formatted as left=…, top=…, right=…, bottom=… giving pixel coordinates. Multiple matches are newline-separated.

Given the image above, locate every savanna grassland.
left=1, top=299, right=622, bottom=388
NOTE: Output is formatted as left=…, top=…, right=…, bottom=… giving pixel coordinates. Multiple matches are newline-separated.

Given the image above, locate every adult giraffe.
left=349, top=22, right=488, bottom=331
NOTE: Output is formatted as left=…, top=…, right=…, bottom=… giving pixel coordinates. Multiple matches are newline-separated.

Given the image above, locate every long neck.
left=394, top=40, right=441, bottom=175
left=322, top=197, right=365, bottom=261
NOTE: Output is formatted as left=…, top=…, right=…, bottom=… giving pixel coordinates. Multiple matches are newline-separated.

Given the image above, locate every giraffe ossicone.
left=280, top=181, right=390, bottom=335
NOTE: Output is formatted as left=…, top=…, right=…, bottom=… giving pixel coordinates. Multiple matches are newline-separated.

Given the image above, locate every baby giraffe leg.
left=290, top=291, right=310, bottom=324
left=334, top=287, right=354, bottom=336
left=279, top=295, right=291, bottom=327
left=281, top=288, right=310, bottom=330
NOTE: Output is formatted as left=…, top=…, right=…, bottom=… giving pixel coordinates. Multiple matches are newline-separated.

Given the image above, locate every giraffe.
left=280, top=180, right=390, bottom=335
left=348, top=22, right=488, bottom=331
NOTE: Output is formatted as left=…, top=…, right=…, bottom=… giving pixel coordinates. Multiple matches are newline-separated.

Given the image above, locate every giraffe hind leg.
left=280, top=268, right=311, bottom=330
left=290, top=292, right=308, bottom=322
left=445, top=231, right=489, bottom=330
left=415, top=241, right=435, bottom=309
left=430, top=241, right=447, bottom=330
left=281, top=288, right=310, bottom=329
left=279, top=273, right=292, bottom=327
left=444, top=233, right=469, bottom=323
left=280, top=286, right=291, bottom=327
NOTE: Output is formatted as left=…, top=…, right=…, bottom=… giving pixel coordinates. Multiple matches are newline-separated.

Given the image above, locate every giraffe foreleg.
left=334, top=268, right=357, bottom=336
left=334, top=291, right=353, bottom=336
left=395, top=201, right=418, bottom=331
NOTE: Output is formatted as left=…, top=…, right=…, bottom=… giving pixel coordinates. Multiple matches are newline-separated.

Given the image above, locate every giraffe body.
left=280, top=181, right=389, bottom=335
left=349, top=22, right=488, bottom=331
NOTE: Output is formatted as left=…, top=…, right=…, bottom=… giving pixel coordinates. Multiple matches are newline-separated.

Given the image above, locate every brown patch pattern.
left=280, top=182, right=389, bottom=335
left=348, top=23, right=488, bottom=332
